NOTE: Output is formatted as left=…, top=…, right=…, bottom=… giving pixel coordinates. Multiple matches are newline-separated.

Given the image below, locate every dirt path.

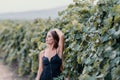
left=0, top=49, right=29, bottom=80
left=0, top=60, right=28, bottom=80
left=0, top=61, right=14, bottom=80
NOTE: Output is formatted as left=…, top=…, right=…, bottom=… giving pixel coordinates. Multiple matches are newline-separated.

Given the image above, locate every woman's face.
left=45, top=31, right=55, bottom=44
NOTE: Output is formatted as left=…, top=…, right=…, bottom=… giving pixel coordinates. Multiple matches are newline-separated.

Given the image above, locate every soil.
left=0, top=57, right=29, bottom=80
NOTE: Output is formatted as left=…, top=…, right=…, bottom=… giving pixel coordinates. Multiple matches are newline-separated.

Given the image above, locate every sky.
left=0, top=0, right=73, bottom=14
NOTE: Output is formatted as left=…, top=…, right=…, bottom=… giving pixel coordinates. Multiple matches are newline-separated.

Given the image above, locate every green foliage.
left=0, top=0, right=120, bottom=80
left=0, top=19, right=54, bottom=78
left=59, top=0, right=120, bottom=79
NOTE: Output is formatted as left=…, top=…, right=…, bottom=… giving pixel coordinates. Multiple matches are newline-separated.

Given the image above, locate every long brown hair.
left=50, top=30, right=59, bottom=49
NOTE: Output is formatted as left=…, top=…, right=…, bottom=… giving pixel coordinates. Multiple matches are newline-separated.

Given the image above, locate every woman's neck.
left=46, top=44, right=54, bottom=50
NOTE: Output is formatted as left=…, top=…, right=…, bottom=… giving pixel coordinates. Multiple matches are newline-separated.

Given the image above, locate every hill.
left=0, top=6, right=66, bottom=20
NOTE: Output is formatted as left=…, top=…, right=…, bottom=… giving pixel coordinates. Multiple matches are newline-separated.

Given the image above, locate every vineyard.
left=0, top=0, right=120, bottom=80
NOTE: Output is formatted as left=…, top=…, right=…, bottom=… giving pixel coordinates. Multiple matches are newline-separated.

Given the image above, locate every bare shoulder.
left=39, top=50, right=45, bottom=58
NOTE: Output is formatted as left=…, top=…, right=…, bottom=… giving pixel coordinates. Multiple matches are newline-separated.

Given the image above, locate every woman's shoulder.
left=39, top=50, right=45, bottom=57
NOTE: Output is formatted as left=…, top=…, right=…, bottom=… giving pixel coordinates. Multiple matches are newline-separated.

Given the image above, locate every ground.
left=0, top=61, right=14, bottom=80
left=0, top=56, right=28, bottom=80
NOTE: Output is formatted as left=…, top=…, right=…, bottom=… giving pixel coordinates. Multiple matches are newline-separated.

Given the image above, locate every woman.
left=35, top=28, right=64, bottom=80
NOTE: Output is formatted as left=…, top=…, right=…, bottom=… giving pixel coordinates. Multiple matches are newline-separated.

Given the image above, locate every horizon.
left=0, top=6, right=67, bottom=20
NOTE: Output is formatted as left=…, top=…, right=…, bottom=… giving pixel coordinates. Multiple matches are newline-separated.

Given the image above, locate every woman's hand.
left=53, top=28, right=64, bottom=36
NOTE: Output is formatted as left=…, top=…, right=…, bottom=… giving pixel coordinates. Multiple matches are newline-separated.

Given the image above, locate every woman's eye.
left=48, top=35, right=51, bottom=37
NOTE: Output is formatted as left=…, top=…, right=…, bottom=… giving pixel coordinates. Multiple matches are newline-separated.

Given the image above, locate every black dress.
left=40, top=53, right=62, bottom=80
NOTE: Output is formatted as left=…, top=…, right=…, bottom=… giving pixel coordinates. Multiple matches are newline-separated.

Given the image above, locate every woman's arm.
left=53, top=28, right=64, bottom=71
left=35, top=51, right=44, bottom=80
left=53, top=29, right=69, bottom=79
left=53, top=28, right=64, bottom=55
